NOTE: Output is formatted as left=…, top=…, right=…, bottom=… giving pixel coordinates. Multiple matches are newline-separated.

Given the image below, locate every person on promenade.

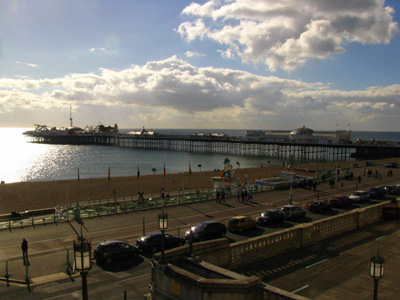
left=358, top=175, right=362, bottom=183
left=221, top=190, right=225, bottom=204
left=216, top=190, right=220, bottom=203
left=236, top=188, right=241, bottom=202
left=21, top=238, right=28, bottom=265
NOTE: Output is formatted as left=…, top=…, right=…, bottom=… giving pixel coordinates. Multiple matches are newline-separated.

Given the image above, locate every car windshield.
left=282, top=207, right=291, bottom=211
left=228, top=219, right=239, bottom=224
left=193, top=223, right=206, bottom=231
left=353, top=192, right=361, bottom=196
left=263, top=211, right=274, bottom=217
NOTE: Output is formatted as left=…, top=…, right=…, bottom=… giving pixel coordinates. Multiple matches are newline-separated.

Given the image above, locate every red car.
left=329, top=195, right=352, bottom=208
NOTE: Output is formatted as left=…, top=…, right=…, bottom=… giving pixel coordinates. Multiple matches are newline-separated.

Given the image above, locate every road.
left=0, top=167, right=398, bottom=299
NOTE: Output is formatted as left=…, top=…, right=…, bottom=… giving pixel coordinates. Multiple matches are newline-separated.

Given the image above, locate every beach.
left=0, top=159, right=397, bottom=215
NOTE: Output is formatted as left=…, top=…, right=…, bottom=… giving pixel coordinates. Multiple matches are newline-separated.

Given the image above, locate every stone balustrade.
left=229, top=200, right=388, bottom=269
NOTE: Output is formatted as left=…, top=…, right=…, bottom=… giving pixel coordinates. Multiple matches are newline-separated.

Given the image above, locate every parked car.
left=136, top=232, right=186, bottom=253
left=307, top=201, right=331, bottom=213
left=349, top=191, right=370, bottom=203
left=94, top=240, right=140, bottom=264
left=385, top=161, right=398, bottom=168
left=185, top=221, right=227, bottom=242
left=227, top=216, right=258, bottom=233
left=369, top=186, right=386, bottom=199
left=256, top=209, right=285, bottom=225
left=384, top=185, right=400, bottom=195
left=329, top=195, right=352, bottom=208
left=281, top=205, right=306, bottom=220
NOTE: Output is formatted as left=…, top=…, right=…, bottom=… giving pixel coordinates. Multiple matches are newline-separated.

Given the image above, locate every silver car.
left=281, top=205, right=306, bottom=220
left=349, top=191, right=370, bottom=203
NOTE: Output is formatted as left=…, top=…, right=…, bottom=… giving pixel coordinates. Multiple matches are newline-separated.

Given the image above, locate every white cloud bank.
left=178, top=0, right=399, bottom=71
left=0, top=56, right=399, bottom=130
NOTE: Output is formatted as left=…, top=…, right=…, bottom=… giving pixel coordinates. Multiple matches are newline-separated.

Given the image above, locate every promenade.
left=0, top=162, right=398, bottom=299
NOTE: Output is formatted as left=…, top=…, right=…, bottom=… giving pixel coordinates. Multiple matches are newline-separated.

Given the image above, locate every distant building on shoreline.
left=245, top=126, right=352, bottom=144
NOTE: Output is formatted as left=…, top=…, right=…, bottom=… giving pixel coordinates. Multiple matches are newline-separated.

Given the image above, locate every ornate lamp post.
left=198, top=164, right=202, bottom=192
left=370, top=251, right=385, bottom=300
left=158, top=210, right=168, bottom=264
left=73, top=233, right=92, bottom=300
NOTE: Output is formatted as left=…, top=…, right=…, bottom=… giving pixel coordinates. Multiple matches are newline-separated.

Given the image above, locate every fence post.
left=5, top=261, right=9, bottom=287
left=66, top=250, right=71, bottom=275
left=142, top=217, right=145, bottom=236
left=32, top=216, right=34, bottom=228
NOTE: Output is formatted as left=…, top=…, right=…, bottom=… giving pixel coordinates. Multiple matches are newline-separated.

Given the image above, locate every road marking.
left=375, top=235, right=386, bottom=240
left=305, top=259, right=327, bottom=269
left=291, top=284, right=309, bottom=293
left=118, top=273, right=150, bottom=282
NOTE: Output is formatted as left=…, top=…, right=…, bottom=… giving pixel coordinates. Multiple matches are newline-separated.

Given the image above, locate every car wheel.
left=151, top=246, right=158, bottom=253
left=239, top=227, right=244, bottom=233
left=179, top=241, right=185, bottom=246
left=289, top=215, right=294, bottom=221
left=132, top=251, right=138, bottom=258
left=105, top=257, right=113, bottom=265
left=302, top=212, right=306, bottom=217
left=220, top=232, right=226, bottom=238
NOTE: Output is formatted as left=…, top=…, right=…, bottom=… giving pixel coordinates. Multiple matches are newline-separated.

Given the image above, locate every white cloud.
left=89, top=47, right=107, bottom=53
left=16, top=61, right=39, bottom=68
left=184, top=51, right=206, bottom=57
left=0, top=56, right=399, bottom=130
left=178, top=0, right=399, bottom=71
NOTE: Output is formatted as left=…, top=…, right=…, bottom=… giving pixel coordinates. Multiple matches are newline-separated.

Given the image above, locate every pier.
left=23, top=130, right=400, bottom=161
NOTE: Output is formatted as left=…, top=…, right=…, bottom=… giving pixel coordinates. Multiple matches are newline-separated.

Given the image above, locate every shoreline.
left=0, top=159, right=398, bottom=215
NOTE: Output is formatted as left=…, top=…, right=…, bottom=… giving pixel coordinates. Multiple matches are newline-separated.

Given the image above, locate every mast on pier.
left=70, top=106, right=73, bottom=127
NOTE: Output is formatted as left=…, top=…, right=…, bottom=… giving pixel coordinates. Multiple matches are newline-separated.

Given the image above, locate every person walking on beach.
left=21, top=238, right=28, bottom=265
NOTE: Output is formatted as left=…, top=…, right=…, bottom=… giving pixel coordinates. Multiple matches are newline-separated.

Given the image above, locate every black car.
left=385, top=162, right=398, bottom=168
left=307, top=201, right=331, bottom=213
left=256, top=209, right=285, bottom=225
left=185, top=221, right=227, bottom=242
left=384, top=185, right=400, bottom=195
left=136, top=232, right=186, bottom=253
left=94, top=240, right=140, bottom=264
left=369, top=186, right=386, bottom=199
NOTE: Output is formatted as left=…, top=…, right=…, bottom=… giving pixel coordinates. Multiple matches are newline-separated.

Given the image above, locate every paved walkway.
left=235, top=220, right=400, bottom=299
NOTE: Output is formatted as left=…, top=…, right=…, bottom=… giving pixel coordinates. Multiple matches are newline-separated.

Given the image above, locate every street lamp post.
left=73, top=232, right=92, bottom=300
left=198, top=164, right=202, bottom=192
left=370, top=251, right=385, bottom=300
left=158, top=210, right=168, bottom=264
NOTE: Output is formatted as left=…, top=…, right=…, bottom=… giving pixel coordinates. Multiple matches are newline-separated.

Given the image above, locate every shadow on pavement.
left=96, top=256, right=144, bottom=272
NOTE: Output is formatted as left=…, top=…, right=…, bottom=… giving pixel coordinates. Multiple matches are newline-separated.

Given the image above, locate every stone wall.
left=229, top=201, right=387, bottom=269
left=163, top=201, right=389, bottom=270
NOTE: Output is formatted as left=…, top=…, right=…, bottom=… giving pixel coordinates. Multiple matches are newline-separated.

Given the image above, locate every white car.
left=281, top=205, right=306, bottom=220
left=349, top=191, right=370, bottom=203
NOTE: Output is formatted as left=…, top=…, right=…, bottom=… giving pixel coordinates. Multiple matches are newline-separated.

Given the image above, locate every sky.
left=0, top=0, right=399, bottom=131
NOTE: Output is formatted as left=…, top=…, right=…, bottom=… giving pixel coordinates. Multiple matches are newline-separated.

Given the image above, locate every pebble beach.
left=0, top=159, right=397, bottom=215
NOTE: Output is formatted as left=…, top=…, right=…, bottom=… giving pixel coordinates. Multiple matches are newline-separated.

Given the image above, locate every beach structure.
left=211, top=158, right=240, bottom=194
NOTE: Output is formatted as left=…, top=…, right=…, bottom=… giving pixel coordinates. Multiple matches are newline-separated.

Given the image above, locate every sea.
left=1, top=128, right=400, bottom=184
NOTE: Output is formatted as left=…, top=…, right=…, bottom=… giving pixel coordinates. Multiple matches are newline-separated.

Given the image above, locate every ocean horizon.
left=1, top=127, right=400, bottom=184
